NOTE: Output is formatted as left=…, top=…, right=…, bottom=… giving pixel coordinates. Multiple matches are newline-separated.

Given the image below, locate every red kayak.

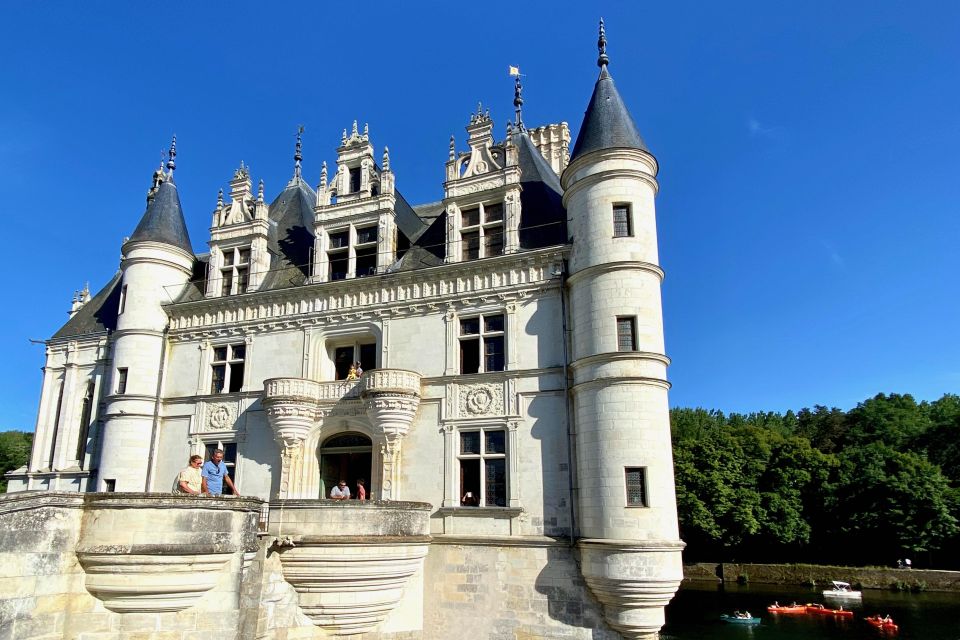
left=866, top=616, right=899, bottom=632
left=806, top=604, right=854, bottom=616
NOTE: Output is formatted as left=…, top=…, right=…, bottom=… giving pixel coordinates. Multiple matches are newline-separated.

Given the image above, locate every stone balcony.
left=262, top=369, right=423, bottom=500
left=269, top=499, right=432, bottom=636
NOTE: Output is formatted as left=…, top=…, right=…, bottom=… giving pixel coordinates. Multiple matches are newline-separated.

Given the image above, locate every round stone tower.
left=561, top=22, right=684, bottom=640
left=97, top=143, right=195, bottom=492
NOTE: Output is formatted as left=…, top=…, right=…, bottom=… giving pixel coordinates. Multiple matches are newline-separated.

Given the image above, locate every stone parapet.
left=269, top=499, right=432, bottom=636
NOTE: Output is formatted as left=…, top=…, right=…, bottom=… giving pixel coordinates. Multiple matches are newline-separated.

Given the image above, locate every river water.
left=661, top=582, right=960, bottom=639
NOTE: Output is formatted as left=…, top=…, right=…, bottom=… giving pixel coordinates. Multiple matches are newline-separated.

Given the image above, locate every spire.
left=166, top=134, right=177, bottom=179
left=513, top=72, right=524, bottom=131
left=570, top=20, right=649, bottom=161
left=320, top=161, right=328, bottom=190
left=597, top=17, right=609, bottom=71
left=258, top=179, right=265, bottom=202
left=128, top=143, right=193, bottom=254
left=293, top=125, right=304, bottom=180
left=217, top=188, right=224, bottom=209
left=383, top=146, right=390, bottom=172
left=449, top=135, right=456, bottom=161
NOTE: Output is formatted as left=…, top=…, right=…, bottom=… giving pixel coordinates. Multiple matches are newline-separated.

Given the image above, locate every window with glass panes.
left=625, top=467, right=648, bottom=506
left=355, top=225, right=377, bottom=277
left=616, top=316, right=637, bottom=352
left=327, top=229, right=349, bottom=280
left=613, top=203, right=633, bottom=237
left=221, top=246, right=251, bottom=295
left=210, top=344, right=246, bottom=394
left=205, top=441, right=238, bottom=495
left=459, top=314, right=505, bottom=374
left=458, top=428, right=507, bottom=507
left=460, top=202, right=504, bottom=260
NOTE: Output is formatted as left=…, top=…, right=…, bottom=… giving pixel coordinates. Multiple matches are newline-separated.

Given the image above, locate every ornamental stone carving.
left=458, top=383, right=504, bottom=417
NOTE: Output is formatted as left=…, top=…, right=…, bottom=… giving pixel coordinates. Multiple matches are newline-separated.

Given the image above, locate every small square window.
left=461, top=207, right=480, bottom=227
left=625, top=467, right=648, bottom=507
left=356, top=226, right=377, bottom=244
left=483, top=203, right=504, bottom=222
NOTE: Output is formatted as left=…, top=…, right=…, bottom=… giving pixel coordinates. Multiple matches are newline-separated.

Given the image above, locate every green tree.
left=0, top=431, right=33, bottom=492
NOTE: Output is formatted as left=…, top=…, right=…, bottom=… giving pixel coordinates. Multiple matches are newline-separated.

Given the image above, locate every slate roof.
left=128, top=179, right=194, bottom=254
left=570, top=66, right=648, bottom=161
left=51, top=272, right=123, bottom=340
left=514, top=131, right=566, bottom=247
left=259, top=178, right=318, bottom=290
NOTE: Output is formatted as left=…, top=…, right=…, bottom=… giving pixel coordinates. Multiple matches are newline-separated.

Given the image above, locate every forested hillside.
left=672, top=393, right=960, bottom=568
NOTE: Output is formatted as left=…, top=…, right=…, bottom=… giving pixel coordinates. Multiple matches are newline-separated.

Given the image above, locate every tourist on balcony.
left=346, top=364, right=359, bottom=380
left=175, top=455, right=204, bottom=494
left=330, top=480, right=351, bottom=500
left=355, top=361, right=363, bottom=376
left=356, top=478, right=366, bottom=500
left=202, top=449, right=240, bottom=497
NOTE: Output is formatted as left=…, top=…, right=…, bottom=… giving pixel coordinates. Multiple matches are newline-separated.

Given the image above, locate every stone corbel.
left=361, top=369, right=423, bottom=501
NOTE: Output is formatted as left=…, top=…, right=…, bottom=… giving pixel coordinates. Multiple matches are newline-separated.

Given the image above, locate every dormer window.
left=325, top=225, right=379, bottom=281
left=461, top=202, right=504, bottom=261
left=221, top=247, right=250, bottom=295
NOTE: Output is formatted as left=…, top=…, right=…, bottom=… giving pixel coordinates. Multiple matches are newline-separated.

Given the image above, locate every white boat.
left=822, top=580, right=862, bottom=599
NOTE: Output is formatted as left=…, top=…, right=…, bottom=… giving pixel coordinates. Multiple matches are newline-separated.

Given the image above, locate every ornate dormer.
left=311, top=123, right=400, bottom=283
left=206, top=162, right=270, bottom=297
left=443, top=106, right=522, bottom=263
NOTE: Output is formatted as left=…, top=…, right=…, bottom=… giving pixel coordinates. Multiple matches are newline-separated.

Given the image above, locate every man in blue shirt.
left=201, top=449, right=240, bottom=497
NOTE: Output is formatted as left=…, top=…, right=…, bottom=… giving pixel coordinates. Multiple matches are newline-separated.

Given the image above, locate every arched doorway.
left=319, top=432, right=372, bottom=499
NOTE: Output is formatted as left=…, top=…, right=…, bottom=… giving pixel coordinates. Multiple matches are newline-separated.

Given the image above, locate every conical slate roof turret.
left=570, top=19, right=649, bottom=161
left=127, top=139, right=193, bottom=254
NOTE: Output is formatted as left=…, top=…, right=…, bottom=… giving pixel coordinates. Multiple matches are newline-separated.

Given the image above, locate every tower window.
left=118, top=285, right=128, bottom=315
left=616, top=316, right=637, bottom=352
left=116, top=368, right=128, bottom=395
left=458, top=428, right=507, bottom=507
left=460, top=202, right=505, bottom=261
left=625, top=467, right=648, bottom=507
left=220, top=246, right=251, bottom=295
left=459, top=313, right=505, bottom=374
left=613, top=204, right=633, bottom=237
left=210, top=344, right=246, bottom=394
left=349, top=167, right=362, bottom=193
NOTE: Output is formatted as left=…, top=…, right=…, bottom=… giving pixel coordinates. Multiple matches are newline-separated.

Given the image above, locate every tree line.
left=672, top=393, right=960, bottom=568
left=0, top=431, right=32, bottom=493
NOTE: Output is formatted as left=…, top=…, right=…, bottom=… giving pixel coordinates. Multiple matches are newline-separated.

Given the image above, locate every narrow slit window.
left=613, top=204, right=632, bottom=237
left=616, top=316, right=637, bottom=352
left=625, top=467, right=648, bottom=506
left=116, top=368, right=128, bottom=395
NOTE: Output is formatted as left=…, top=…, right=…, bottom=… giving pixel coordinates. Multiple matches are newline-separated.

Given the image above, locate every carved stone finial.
left=216, top=188, right=224, bottom=209
left=258, top=179, right=265, bottom=202
left=449, top=136, right=455, bottom=161
left=598, top=17, right=609, bottom=69
left=363, top=123, right=369, bottom=140
left=294, top=125, right=303, bottom=179
left=320, top=161, right=328, bottom=189
left=341, top=129, right=347, bottom=145
left=166, top=134, right=177, bottom=175
left=513, top=73, right=524, bottom=131
left=352, top=120, right=359, bottom=137
left=383, top=146, right=390, bottom=171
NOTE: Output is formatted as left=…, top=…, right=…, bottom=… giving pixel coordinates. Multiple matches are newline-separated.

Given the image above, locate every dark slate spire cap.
left=128, top=170, right=194, bottom=255
left=570, top=19, right=649, bottom=161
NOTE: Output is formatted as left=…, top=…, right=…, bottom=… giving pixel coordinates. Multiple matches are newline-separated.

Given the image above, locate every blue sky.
left=1, top=1, right=958, bottom=431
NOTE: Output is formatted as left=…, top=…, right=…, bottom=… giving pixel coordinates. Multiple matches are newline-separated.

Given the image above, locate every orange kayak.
left=767, top=605, right=807, bottom=614
left=865, top=616, right=899, bottom=632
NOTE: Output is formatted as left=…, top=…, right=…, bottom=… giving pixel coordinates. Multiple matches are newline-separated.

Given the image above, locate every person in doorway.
left=202, top=449, right=240, bottom=497
left=345, top=364, right=358, bottom=380
left=330, top=480, right=351, bottom=500
left=356, top=478, right=367, bottom=500
left=175, top=455, right=204, bottom=494
left=461, top=491, right=479, bottom=506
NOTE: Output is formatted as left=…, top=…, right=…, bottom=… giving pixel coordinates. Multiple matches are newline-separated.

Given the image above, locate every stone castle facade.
left=1, top=22, right=684, bottom=640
